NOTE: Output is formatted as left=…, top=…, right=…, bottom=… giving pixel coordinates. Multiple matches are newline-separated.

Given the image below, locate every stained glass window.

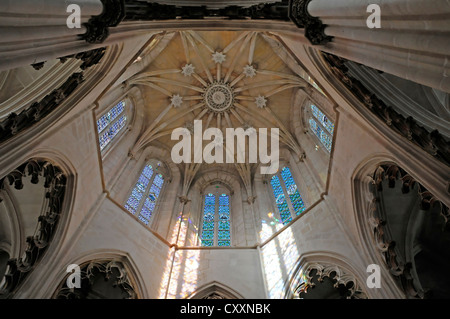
left=309, top=104, right=334, bottom=152
left=124, top=164, right=164, bottom=225
left=311, top=105, right=334, bottom=134
left=270, top=167, right=305, bottom=226
left=97, top=100, right=127, bottom=151
left=280, top=167, right=305, bottom=216
left=201, top=192, right=231, bottom=247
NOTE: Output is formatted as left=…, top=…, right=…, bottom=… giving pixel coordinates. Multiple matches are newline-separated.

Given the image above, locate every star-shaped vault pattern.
left=128, top=31, right=309, bottom=163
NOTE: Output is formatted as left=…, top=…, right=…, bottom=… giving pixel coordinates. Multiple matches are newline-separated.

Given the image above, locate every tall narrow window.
left=124, top=163, right=165, bottom=225
left=201, top=192, right=231, bottom=247
left=308, top=104, right=334, bottom=152
left=97, top=100, right=127, bottom=151
left=270, top=166, right=305, bottom=225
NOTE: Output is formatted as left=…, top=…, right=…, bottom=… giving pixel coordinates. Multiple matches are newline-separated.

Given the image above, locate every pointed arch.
left=284, top=253, right=369, bottom=299
left=50, top=251, right=145, bottom=299
left=0, top=153, right=77, bottom=298
left=124, top=159, right=169, bottom=226
left=353, top=155, right=450, bottom=299
left=188, top=281, right=244, bottom=299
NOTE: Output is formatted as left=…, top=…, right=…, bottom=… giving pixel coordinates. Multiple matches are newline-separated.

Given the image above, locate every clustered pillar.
left=1, top=0, right=448, bottom=92
left=0, top=0, right=104, bottom=71
left=307, top=0, right=450, bottom=91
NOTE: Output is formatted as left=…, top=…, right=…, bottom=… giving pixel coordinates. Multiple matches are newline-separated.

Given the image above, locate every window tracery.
left=201, top=188, right=231, bottom=247
left=124, top=162, right=165, bottom=226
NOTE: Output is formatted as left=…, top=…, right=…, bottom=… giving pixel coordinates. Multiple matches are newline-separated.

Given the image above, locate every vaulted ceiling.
left=127, top=31, right=312, bottom=160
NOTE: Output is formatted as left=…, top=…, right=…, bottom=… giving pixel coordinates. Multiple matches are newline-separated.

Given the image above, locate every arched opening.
left=369, top=164, right=450, bottom=298
left=54, top=260, right=138, bottom=299
left=123, top=159, right=169, bottom=226
left=200, top=184, right=232, bottom=247
left=289, top=262, right=367, bottom=299
left=0, top=159, right=68, bottom=298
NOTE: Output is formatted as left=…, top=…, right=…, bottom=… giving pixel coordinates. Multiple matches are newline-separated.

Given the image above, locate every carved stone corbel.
left=288, top=0, right=333, bottom=45
left=82, top=0, right=125, bottom=44
left=178, top=195, right=191, bottom=204
left=247, top=195, right=257, bottom=204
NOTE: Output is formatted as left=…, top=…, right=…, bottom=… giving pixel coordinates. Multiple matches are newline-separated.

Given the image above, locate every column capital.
left=178, top=195, right=191, bottom=204
left=82, top=0, right=126, bottom=44
left=288, top=0, right=332, bottom=45
left=247, top=195, right=257, bottom=204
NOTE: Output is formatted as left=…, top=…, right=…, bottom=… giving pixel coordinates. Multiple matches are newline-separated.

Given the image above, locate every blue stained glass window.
left=205, top=195, right=215, bottom=205
left=144, top=199, right=156, bottom=211
left=153, top=174, right=164, bottom=188
left=218, top=231, right=230, bottom=240
left=320, top=131, right=332, bottom=152
left=97, top=101, right=127, bottom=151
left=280, top=167, right=305, bottom=216
left=149, top=185, right=161, bottom=198
left=270, top=175, right=291, bottom=225
left=202, top=240, right=214, bottom=247
left=309, top=105, right=334, bottom=152
left=270, top=167, right=306, bottom=225
left=202, top=230, right=214, bottom=240
left=218, top=221, right=230, bottom=230
left=218, top=194, right=231, bottom=246
left=219, top=194, right=229, bottom=206
left=124, top=164, right=164, bottom=225
left=142, top=165, right=153, bottom=179
left=311, top=105, right=334, bottom=134
left=202, top=194, right=216, bottom=246
left=201, top=193, right=231, bottom=247
left=138, top=215, right=149, bottom=225
left=203, top=221, right=215, bottom=230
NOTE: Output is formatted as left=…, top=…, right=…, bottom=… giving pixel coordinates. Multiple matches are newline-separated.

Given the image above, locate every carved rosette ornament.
left=204, top=82, right=235, bottom=113
left=54, top=260, right=137, bottom=299
left=0, top=160, right=67, bottom=298
left=288, top=0, right=332, bottom=45
left=82, top=0, right=125, bottom=44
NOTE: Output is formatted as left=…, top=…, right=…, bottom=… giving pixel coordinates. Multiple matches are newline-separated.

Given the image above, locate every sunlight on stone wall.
left=260, top=222, right=299, bottom=299
left=180, top=235, right=200, bottom=298
left=158, top=213, right=200, bottom=299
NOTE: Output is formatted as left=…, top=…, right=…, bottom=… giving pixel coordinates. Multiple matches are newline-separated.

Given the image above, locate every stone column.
left=0, top=0, right=125, bottom=72
left=301, top=0, right=450, bottom=91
